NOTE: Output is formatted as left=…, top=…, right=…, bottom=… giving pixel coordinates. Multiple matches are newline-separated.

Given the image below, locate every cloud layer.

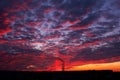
left=0, top=0, right=120, bottom=71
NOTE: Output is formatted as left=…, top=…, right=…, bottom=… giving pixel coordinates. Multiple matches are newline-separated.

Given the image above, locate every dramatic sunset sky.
left=0, top=0, right=120, bottom=71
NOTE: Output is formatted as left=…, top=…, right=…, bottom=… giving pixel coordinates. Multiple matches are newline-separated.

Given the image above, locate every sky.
left=0, top=0, right=120, bottom=71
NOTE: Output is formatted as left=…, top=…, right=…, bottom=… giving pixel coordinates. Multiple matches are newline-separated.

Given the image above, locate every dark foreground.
left=0, top=70, right=119, bottom=80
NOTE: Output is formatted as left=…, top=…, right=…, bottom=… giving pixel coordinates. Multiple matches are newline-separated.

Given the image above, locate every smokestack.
left=55, top=57, right=65, bottom=71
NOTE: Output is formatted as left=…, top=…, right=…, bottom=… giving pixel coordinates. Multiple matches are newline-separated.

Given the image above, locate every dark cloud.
left=72, top=41, right=120, bottom=62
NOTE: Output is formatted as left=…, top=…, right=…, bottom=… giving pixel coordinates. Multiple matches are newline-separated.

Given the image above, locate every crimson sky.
left=0, top=0, right=120, bottom=71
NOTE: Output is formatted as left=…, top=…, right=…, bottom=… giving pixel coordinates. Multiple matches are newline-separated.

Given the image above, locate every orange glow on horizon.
left=67, top=61, right=120, bottom=72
